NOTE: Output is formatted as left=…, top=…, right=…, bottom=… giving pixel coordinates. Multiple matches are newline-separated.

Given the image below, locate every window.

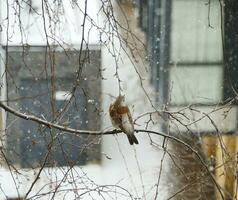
left=5, top=46, right=101, bottom=168
left=137, top=0, right=238, bottom=134
left=170, top=0, right=223, bottom=106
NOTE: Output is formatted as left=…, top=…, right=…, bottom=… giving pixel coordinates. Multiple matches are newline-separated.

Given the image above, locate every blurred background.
left=0, top=0, right=237, bottom=199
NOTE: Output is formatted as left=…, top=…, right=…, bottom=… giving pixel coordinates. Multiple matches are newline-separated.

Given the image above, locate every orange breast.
left=116, top=106, right=129, bottom=114
left=110, top=105, right=129, bottom=115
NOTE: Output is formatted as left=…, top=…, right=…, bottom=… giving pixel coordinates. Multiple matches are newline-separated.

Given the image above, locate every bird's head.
left=115, top=95, right=125, bottom=104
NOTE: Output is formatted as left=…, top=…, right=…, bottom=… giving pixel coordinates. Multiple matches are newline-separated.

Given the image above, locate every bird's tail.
left=127, top=134, right=139, bottom=145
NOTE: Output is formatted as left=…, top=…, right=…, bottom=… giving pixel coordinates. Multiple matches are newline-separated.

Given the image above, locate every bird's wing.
left=116, top=106, right=134, bottom=134
left=121, top=112, right=134, bottom=135
left=127, top=110, right=134, bottom=125
left=110, top=105, right=123, bottom=129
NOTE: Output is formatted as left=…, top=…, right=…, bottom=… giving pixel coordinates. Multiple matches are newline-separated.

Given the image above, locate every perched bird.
left=109, top=95, right=139, bottom=145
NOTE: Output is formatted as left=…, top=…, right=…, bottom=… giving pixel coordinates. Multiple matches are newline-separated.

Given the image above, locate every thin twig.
left=0, top=100, right=224, bottom=199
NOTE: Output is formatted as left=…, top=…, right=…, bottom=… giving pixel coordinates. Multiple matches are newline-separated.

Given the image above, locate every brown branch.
left=0, top=101, right=224, bottom=199
left=0, top=101, right=118, bottom=135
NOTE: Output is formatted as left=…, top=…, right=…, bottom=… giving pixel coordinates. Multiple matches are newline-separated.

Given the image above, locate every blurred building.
left=136, top=0, right=238, bottom=199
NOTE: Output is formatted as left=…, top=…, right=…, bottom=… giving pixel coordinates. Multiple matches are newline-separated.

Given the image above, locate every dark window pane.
left=6, top=47, right=101, bottom=168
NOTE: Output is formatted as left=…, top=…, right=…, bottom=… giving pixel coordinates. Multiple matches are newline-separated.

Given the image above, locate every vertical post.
left=223, top=0, right=238, bottom=99
left=221, top=0, right=238, bottom=198
left=157, top=0, right=171, bottom=108
left=152, top=0, right=160, bottom=92
left=146, top=0, right=171, bottom=131
left=155, top=0, right=171, bottom=134
left=145, top=0, right=171, bottom=110
left=147, top=0, right=155, bottom=84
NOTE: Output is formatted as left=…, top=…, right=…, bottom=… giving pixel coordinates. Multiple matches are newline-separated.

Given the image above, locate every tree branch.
left=0, top=101, right=224, bottom=199
left=0, top=101, right=118, bottom=135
